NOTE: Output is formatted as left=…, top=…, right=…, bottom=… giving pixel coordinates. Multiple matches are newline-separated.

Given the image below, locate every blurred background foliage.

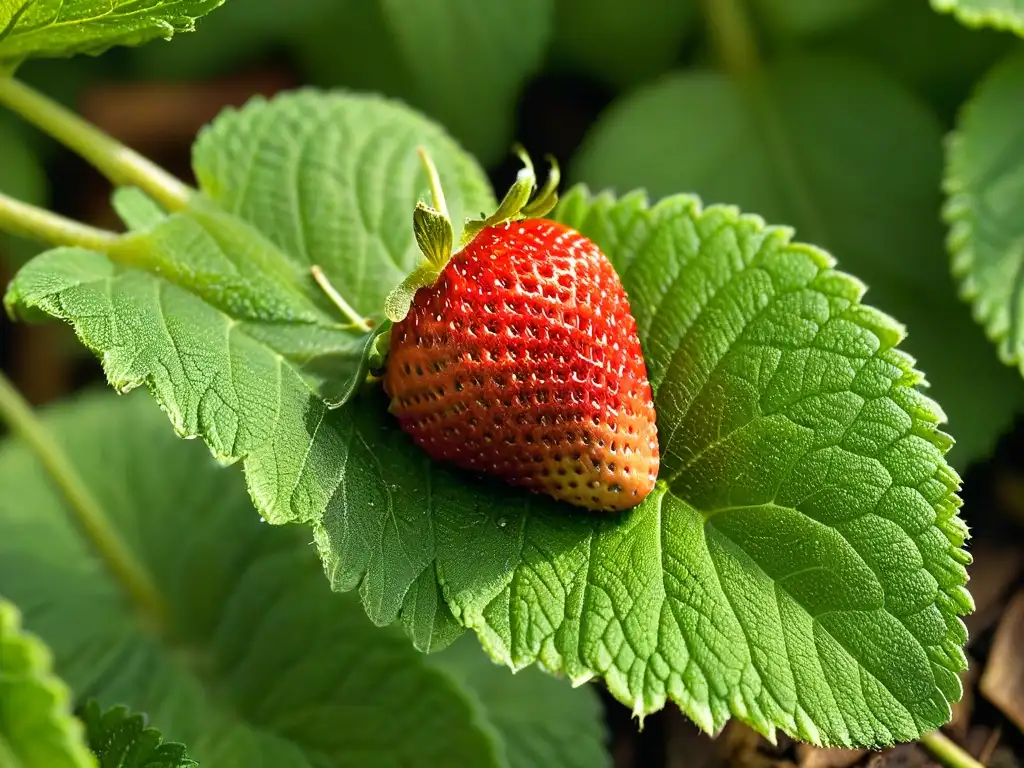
left=3, top=1, right=1024, bottom=763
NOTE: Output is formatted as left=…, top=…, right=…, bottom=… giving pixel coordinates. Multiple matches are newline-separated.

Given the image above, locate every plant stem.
left=0, top=373, right=169, bottom=634
left=0, top=191, right=121, bottom=252
left=416, top=146, right=449, bottom=218
left=703, top=0, right=759, bottom=76
left=920, top=730, right=986, bottom=768
left=311, top=265, right=373, bottom=332
left=0, top=77, right=192, bottom=211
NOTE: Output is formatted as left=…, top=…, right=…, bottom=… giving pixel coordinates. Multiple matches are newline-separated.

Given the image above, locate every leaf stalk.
left=311, top=265, right=373, bottom=332
left=0, top=373, right=169, bottom=635
left=0, top=77, right=192, bottom=211
left=920, top=731, right=986, bottom=768
left=0, top=191, right=121, bottom=252
left=702, top=0, right=759, bottom=76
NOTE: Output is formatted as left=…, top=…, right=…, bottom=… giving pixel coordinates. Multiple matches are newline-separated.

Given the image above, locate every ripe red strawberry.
left=383, top=211, right=659, bottom=512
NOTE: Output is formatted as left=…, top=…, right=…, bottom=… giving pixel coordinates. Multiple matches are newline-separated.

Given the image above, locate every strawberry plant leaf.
left=0, top=388, right=602, bottom=768
left=430, top=636, right=611, bottom=768
left=572, top=53, right=1024, bottom=468
left=0, top=598, right=94, bottom=768
left=130, top=0, right=335, bottom=79
left=426, top=186, right=971, bottom=748
left=4, top=90, right=497, bottom=652
left=0, top=0, right=227, bottom=73
left=944, top=50, right=1024, bottom=377
left=931, top=0, right=1024, bottom=35
left=294, top=0, right=553, bottom=166
left=77, top=700, right=196, bottom=768
left=550, top=0, right=696, bottom=89
left=111, top=187, right=167, bottom=232
left=5, top=86, right=971, bottom=746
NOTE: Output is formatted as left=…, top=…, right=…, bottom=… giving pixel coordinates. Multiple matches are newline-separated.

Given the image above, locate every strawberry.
left=379, top=148, right=659, bottom=512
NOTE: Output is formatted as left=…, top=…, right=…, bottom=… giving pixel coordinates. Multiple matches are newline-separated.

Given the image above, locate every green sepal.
left=383, top=145, right=561, bottom=325
left=413, top=202, right=454, bottom=269
left=367, top=321, right=393, bottom=374
left=384, top=262, right=442, bottom=323
left=323, top=320, right=394, bottom=409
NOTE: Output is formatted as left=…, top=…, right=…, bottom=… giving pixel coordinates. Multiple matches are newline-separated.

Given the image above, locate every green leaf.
left=750, top=0, right=882, bottom=37
left=0, top=388, right=508, bottom=768
left=0, top=0, right=228, bottom=73
left=931, top=0, right=1024, bottom=35
left=4, top=89, right=494, bottom=649
left=944, top=49, right=1024, bottom=376
left=572, top=53, right=1024, bottom=468
left=294, top=0, right=553, bottom=166
left=550, top=0, right=696, bottom=89
left=816, top=0, right=1017, bottom=122
left=432, top=186, right=971, bottom=748
left=129, top=0, right=335, bottom=79
left=78, top=700, right=196, bottom=768
left=111, top=188, right=166, bottom=232
left=0, top=598, right=94, bottom=768
left=430, top=636, right=611, bottom=768
left=6, top=86, right=972, bottom=747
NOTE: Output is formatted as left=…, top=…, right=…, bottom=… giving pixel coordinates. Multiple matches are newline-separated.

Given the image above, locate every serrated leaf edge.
left=464, top=186, right=971, bottom=748
left=942, top=50, right=1024, bottom=374
left=0, top=598, right=96, bottom=767
left=931, top=0, right=1024, bottom=36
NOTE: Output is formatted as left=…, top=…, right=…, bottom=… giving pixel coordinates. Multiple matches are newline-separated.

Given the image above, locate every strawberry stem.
left=382, top=145, right=561, bottom=325
left=417, top=146, right=450, bottom=220
left=311, top=265, right=373, bottom=332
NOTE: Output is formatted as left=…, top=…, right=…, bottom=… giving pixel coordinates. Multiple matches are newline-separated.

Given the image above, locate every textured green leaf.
left=550, top=0, right=696, bottom=88
left=0, top=389, right=508, bottom=768
left=931, top=0, right=1024, bottom=35
left=295, top=0, right=553, bottom=166
left=78, top=700, right=195, bottom=768
left=431, top=637, right=610, bottom=768
left=0, top=0, right=226, bottom=72
left=572, top=53, right=1024, bottom=467
left=945, top=50, right=1024, bottom=375
left=4, top=90, right=494, bottom=650
left=434, top=186, right=971, bottom=747
left=0, top=599, right=94, bottom=768
left=750, top=0, right=882, bottom=37
left=6, top=86, right=972, bottom=747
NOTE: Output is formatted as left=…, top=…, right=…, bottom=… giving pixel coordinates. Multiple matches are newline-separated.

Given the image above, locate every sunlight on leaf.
left=572, top=53, right=1023, bottom=467
left=931, top=0, right=1024, bottom=36
left=0, top=0, right=227, bottom=72
left=0, top=389, right=603, bottom=767
left=5, top=87, right=972, bottom=748
left=945, top=50, right=1024, bottom=376
left=0, top=599, right=94, bottom=768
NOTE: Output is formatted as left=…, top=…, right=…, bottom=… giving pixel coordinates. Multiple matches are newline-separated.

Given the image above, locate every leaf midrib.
left=688, top=492, right=925, bottom=738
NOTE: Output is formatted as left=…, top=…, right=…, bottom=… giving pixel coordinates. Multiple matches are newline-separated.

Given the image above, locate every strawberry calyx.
left=382, top=145, right=560, bottom=324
